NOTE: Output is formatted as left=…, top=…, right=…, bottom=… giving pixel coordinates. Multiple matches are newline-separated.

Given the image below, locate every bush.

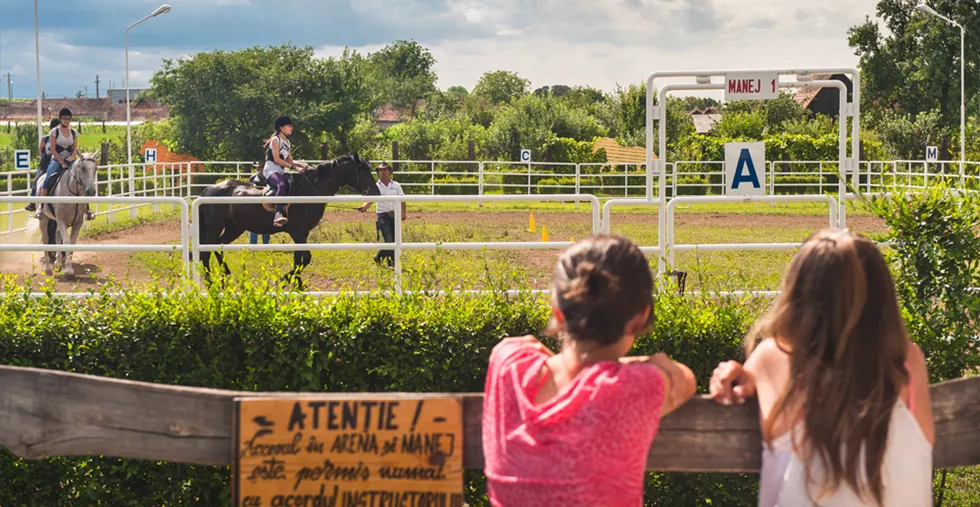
left=433, top=176, right=479, bottom=195
left=773, top=175, right=825, bottom=195
left=0, top=278, right=759, bottom=506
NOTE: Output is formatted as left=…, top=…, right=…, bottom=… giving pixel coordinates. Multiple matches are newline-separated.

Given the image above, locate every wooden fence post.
left=467, top=140, right=476, bottom=172
left=392, top=141, right=399, bottom=171
left=320, top=142, right=329, bottom=161
left=100, top=142, right=109, bottom=166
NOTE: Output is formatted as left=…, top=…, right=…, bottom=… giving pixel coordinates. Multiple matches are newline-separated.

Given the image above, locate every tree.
left=485, top=94, right=604, bottom=160
left=764, top=93, right=808, bottom=132
left=873, top=109, right=948, bottom=160
left=150, top=44, right=373, bottom=160
left=447, top=86, right=468, bottom=98
left=848, top=0, right=978, bottom=134
left=472, top=71, right=530, bottom=105
left=608, top=84, right=694, bottom=153
left=681, top=96, right=721, bottom=111
left=367, top=40, right=438, bottom=117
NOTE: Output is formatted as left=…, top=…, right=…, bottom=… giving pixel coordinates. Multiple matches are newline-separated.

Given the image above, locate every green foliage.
left=780, top=114, right=838, bottom=137
left=849, top=0, right=978, bottom=131
left=382, top=117, right=487, bottom=163
left=0, top=279, right=759, bottom=505
left=864, top=187, right=980, bottom=382
left=367, top=40, right=438, bottom=116
left=472, top=71, right=530, bottom=105
left=150, top=44, right=373, bottom=160
left=715, top=109, right=767, bottom=139
left=486, top=94, right=604, bottom=161
left=872, top=109, right=948, bottom=160
left=13, top=123, right=40, bottom=156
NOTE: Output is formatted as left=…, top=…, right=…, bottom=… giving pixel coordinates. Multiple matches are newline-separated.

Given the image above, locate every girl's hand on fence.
left=709, top=360, right=756, bottom=406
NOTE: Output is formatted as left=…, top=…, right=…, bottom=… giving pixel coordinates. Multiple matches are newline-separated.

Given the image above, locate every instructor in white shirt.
left=358, top=162, right=407, bottom=267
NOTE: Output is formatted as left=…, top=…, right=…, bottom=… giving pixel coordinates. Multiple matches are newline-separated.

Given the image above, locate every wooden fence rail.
left=1, top=365, right=979, bottom=472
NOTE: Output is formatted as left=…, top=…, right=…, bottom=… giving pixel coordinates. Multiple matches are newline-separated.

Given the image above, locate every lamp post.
left=916, top=2, right=965, bottom=182
left=34, top=0, right=42, bottom=142
left=125, top=4, right=171, bottom=213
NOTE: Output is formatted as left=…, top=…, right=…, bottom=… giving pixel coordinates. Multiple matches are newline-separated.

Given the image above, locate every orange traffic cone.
left=569, top=237, right=574, bottom=243
left=527, top=212, right=536, bottom=232
left=541, top=224, right=549, bottom=242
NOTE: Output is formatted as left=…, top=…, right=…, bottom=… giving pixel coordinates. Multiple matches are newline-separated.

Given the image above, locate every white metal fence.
left=1, top=157, right=976, bottom=295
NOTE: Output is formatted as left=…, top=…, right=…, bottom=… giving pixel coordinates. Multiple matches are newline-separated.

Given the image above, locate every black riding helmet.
left=274, top=115, right=293, bottom=132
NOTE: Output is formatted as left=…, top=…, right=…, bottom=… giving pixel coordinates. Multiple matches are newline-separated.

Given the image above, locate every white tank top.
left=759, top=399, right=932, bottom=506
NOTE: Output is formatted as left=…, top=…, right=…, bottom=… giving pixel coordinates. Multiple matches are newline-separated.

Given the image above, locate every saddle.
left=250, top=172, right=297, bottom=213
left=35, top=166, right=68, bottom=215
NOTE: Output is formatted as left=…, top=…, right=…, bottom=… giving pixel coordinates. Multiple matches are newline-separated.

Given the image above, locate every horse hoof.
left=63, top=269, right=75, bottom=279
left=44, top=266, right=53, bottom=277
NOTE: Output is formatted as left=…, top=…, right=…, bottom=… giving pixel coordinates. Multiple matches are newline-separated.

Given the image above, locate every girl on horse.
left=263, top=115, right=307, bottom=227
left=24, top=118, right=60, bottom=213
left=36, top=108, right=94, bottom=221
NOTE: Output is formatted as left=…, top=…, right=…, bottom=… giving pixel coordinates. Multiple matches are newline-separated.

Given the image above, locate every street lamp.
left=34, top=0, right=42, bottom=142
left=916, top=2, right=965, bottom=181
left=125, top=4, right=171, bottom=209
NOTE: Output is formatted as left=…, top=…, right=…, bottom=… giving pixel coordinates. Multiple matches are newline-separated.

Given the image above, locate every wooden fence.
left=1, top=365, right=978, bottom=471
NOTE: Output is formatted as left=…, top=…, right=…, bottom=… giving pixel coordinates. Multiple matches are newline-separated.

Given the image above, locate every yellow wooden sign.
left=233, top=396, right=464, bottom=507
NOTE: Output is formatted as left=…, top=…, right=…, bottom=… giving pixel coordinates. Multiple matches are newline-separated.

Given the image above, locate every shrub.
left=0, top=277, right=759, bottom=506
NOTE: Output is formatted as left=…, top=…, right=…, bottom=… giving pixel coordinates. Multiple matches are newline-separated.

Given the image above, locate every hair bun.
left=568, top=261, right=619, bottom=301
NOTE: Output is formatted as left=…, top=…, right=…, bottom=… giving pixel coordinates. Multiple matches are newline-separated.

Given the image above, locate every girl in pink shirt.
left=482, top=234, right=697, bottom=506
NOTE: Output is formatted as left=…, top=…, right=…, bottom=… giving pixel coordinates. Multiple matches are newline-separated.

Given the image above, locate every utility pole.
left=95, top=74, right=100, bottom=98
left=7, top=73, right=11, bottom=101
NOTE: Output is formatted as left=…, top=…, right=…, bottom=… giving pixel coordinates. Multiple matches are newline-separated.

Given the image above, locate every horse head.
left=72, top=154, right=99, bottom=197
left=314, top=153, right=380, bottom=196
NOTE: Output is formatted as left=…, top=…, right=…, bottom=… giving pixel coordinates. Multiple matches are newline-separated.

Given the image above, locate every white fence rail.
left=1, top=157, right=977, bottom=296
left=191, top=194, right=601, bottom=293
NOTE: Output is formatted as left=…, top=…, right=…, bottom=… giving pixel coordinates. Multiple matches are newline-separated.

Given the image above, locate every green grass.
left=122, top=207, right=879, bottom=293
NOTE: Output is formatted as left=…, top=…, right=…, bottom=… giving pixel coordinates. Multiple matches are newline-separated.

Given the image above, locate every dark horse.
left=196, top=153, right=380, bottom=287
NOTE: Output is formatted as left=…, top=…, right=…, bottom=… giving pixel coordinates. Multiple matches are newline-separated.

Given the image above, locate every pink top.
left=482, top=339, right=667, bottom=507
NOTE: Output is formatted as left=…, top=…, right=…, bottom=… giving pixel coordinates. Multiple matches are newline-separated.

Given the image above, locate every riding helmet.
left=274, top=115, right=293, bottom=131
left=59, top=107, right=72, bottom=118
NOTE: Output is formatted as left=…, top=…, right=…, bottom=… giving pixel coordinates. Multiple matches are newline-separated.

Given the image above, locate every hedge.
left=0, top=277, right=761, bottom=506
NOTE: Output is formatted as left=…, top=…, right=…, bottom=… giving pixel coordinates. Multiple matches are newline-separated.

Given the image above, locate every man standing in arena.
left=358, top=162, right=406, bottom=267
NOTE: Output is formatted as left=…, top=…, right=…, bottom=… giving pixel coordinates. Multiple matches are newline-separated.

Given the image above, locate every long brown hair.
left=746, top=228, right=909, bottom=505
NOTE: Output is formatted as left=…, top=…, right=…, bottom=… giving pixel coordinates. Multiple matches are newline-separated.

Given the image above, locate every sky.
left=0, top=0, right=880, bottom=100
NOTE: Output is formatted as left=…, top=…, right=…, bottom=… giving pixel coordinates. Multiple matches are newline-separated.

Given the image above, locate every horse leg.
left=63, top=216, right=84, bottom=279
left=215, top=225, right=246, bottom=277
left=40, top=217, right=54, bottom=276
left=198, top=205, right=228, bottom=287
left=281, top=230, right=310, bottom=290
left=54, top=218, right=69, bottom=273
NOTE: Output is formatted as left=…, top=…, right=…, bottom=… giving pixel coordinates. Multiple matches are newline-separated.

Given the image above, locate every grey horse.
left=37, top=154, right=98, bottom=278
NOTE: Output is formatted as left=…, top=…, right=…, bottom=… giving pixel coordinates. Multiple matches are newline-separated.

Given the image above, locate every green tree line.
left=145, top=0, right=980, bottom=166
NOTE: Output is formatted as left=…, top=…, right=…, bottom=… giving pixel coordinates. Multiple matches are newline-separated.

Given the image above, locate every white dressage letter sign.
left=724, top=142, right=767, bottom=196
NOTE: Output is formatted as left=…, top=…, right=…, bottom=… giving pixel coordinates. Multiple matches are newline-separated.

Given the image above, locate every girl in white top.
left=709, top=228, right=934, bottom=507
left=262, top=115, right=307, bottom=227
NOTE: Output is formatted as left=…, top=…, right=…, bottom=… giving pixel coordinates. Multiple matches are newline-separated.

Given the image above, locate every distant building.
left=373, top=104, right=413, bottom=130
left=107, top=88, right=148, bottom=104
left=793, top=74, right=853, bottom=118
left=687, top=107, right=722, bottom=134
left=0, top=96, right=168, bottom=122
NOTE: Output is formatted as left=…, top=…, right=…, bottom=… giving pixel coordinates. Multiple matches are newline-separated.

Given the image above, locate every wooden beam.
left=1, top=366, right=977, bottom=471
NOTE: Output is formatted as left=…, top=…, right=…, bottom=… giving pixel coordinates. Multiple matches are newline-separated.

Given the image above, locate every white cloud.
left=0, top=0, right=882, bottom=99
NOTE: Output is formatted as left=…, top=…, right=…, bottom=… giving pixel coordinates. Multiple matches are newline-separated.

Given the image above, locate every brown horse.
left=196, top=153, right=380, bottom=287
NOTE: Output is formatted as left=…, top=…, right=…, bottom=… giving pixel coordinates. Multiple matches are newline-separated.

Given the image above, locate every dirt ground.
left=0, top=210, right=887, bottom=292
